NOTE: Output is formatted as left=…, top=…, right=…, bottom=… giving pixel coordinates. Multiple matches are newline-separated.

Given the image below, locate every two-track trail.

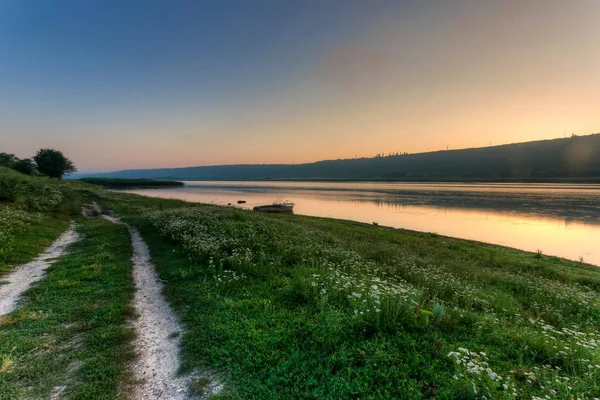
left=1, top=207, right=199, bottom=398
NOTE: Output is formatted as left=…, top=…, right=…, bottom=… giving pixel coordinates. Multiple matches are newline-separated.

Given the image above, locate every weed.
left=432, top=302, right=446, bottom=324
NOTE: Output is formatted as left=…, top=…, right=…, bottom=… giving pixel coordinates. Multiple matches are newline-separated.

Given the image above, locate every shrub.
left=13, top=158, right=36, bottom=175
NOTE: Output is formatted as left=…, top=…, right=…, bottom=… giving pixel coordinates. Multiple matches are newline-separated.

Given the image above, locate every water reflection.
left=124, top=181, right=600, bottom=266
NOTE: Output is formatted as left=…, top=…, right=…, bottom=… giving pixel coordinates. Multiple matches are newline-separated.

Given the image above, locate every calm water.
left=125, top=181, right=600, bottom=266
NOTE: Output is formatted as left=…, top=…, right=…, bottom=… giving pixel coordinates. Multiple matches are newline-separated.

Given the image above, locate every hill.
left=84, top=133, right=600, bottom=182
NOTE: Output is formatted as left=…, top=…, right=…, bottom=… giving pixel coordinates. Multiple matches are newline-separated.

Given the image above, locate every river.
left=124, top=181, right=600, bottom=266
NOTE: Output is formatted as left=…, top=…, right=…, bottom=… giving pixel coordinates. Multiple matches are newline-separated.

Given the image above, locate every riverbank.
left=95, top=190, right=600, bottom=399
left=123, top=181, right=600, bottom=266
left=2, top=168, right=599, bottom=398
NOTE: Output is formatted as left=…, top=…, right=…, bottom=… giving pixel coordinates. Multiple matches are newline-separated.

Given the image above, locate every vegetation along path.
left=0, top=223, right=78, bottom=315
left=0, top=218, right=135, bottom=399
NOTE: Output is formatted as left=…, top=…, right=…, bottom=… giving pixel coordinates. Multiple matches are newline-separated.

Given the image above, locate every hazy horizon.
left=1, top=0, right=599, bottom=171
left=74, top=132, right=599, bottom=174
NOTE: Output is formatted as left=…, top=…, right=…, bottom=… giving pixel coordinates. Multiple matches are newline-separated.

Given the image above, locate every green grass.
left=0, top=166, right=92, bottom=278
left=0, top=212, right=70, bottom=277
left=95, top=191, right=600, bottom=399
left=0, top=217, right=135, bottom=399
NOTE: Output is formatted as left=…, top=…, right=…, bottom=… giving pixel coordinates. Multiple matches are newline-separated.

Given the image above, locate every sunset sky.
left=0, top=0, right=598, bottom=172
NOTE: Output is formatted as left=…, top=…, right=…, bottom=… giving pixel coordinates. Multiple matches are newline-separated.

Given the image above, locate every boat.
left=253, top=201, right=294, bottom=213
left=237, top=200, right=246, bottom=204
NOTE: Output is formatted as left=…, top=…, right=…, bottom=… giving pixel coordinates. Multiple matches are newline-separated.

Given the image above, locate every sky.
left=0, top=0, right=599, bottom=172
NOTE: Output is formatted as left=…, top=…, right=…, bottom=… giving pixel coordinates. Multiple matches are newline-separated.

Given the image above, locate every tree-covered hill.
left=85, top=133, right=600, bottom=181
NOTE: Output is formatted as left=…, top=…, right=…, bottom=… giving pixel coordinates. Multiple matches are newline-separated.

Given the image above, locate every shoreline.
left=120, top=188, right=600, bottom=267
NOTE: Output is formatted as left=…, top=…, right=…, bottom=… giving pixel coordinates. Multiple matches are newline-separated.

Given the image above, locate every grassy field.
left=2, top=166, right=599, bottom=399
left=0, top=217, right=135, bottom=399
left=94, top=190, right=600, bottom=399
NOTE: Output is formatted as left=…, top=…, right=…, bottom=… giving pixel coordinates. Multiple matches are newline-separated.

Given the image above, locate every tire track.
left=0, top=223, right=79, bottom=316
left=101, top=213, right=192, bottom=399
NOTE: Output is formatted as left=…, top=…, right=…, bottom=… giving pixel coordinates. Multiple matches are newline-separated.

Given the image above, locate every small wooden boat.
left=237, top=200, right=247, bottom=204
left=253, top=202, right=294, bottom=213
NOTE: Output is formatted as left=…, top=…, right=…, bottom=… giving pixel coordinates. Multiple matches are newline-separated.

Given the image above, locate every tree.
left=33, top=149, right=77, bottom=179
left=14, top=158, right=36, bottom=175
left=0, top=152, right=18, bottom=168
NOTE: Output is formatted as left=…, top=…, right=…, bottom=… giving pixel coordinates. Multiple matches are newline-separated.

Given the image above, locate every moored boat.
left=253, top=202, right=294, bottom=213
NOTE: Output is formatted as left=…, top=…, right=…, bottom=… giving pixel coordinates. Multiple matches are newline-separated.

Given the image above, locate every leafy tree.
left=13, top=158, right=36, bottom=175
left=0, top=152, right=18, bottom=168
left=33, top=149, right=77, bottom=179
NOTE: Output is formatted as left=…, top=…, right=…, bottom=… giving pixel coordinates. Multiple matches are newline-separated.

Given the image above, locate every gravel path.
left=102, top=214, right=192, bottom=399
left=0, top=224, right=79, bottom=316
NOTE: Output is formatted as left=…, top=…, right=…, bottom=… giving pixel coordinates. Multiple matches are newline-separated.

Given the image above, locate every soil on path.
left=0, top=224, right=79, bottom=316
left=101, top=212, right=193, bottom=399
left=128, top=225, right=192, bottom=399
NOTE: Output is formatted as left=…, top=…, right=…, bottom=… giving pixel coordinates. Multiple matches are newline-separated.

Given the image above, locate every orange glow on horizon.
left=1, top=0, right=599, bottom=171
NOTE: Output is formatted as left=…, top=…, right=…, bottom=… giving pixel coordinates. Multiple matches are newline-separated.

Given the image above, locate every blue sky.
left=1, top=1, right=365, bottom=114
left=1, top=1, right=598, bottom=171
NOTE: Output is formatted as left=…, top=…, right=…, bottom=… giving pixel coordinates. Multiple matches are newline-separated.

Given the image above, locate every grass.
left=0, top=209, right=70, bottom=277
left=0, top=217, right=135, bottom=399
left=94, top=190, right=600, bottom=399
left=1, top=167, right=597, bottom=399
left=0, top=168, right=136, bottom=398
left=79, top=177, right=184, bottom=188
left=0, top=166, right=91, bottom=278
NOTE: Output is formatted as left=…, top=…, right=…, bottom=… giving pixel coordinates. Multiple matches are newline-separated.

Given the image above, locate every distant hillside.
left=84, top=134, right=600, bottom=182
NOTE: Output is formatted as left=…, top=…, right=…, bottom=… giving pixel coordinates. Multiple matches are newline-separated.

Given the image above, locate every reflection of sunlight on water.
left=125, top=183, right=600, bottom=266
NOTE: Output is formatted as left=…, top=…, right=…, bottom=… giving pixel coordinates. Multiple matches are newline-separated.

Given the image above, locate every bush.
left=0, top=152, right=17, bottom=169
left=0, top=173, right=24, bottom=202
left=13, top=158, right=36, bottom=175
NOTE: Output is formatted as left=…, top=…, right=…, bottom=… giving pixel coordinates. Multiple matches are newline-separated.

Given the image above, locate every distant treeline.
left=80, top=178, right=184, bottom=188
left=82, top=134, right=600, bottom=182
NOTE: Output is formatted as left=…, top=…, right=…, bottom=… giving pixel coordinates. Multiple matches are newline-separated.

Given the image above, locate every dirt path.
left=128, top=225, right=191, bottom=399
left=101, top=214, right=192, bottom=399
left=0, top=224, right=79, bottom=316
